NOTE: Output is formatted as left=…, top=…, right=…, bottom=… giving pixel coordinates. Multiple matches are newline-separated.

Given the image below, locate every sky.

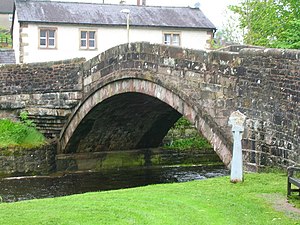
left=52, top=0, right=242, bottom=29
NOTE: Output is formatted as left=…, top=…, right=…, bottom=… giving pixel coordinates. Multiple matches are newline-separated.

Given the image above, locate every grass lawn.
left=0, top=173, right=299, bottom=225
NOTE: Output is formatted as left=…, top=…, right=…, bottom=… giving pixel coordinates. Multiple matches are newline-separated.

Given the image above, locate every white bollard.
left=228, top=110, right=246, bottom=183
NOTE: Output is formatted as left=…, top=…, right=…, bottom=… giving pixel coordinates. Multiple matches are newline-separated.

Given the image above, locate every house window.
left=164, top=33, right=180, bottom=46
left=39, top=28, right=56, bottom=49
left=80, top=31, right=96, bottom=49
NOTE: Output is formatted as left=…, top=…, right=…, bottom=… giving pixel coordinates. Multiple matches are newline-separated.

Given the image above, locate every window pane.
left=49, top=30, right=55, bottom=38
left=81, top=40, right=87, bottom=47
left=164, top=34, right=171, bottom=45
left=89, top=31, right=95, bottom=39
left=40, top=38, right=46, bottom=46
left=89, top=40, right=95, bottom=48
left=49, top=38, right=55, bottom=46
left=172, top=34, right=180, bottom=46
left=81, top=31, right=87, bottom=39
left=40, top=30, right=46, bottom=37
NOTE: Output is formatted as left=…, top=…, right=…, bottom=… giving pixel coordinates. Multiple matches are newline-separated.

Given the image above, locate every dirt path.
left=260, top=193, right=300, bottom=220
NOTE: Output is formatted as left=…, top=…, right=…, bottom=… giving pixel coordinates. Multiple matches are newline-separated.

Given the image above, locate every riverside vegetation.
left=163, top=117, right=212, bottom=150
left=0, top=173, right=299, bottom=224
left=0, top=112, right=46, bottom=149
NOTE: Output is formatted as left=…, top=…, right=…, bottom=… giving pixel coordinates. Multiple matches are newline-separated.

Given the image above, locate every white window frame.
left=163, top=32, right=181, bottom=46
left=39, top=28, right=57, bottom=49
left=80, top=30, right=97, bottom=50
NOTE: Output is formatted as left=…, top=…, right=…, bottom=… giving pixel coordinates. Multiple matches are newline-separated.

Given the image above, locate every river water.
left=0, top=165, right=228, bottom=202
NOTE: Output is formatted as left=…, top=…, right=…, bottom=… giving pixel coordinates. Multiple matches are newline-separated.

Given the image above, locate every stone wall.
left=0, top=58, right=84, bottom=137
left=237, top=48, right=300, bottom=170
left=0, top=58, right=84, bottom=95
left=56, top=148, right=222, bottom=172
left=0, top=143, right=56, bottom=176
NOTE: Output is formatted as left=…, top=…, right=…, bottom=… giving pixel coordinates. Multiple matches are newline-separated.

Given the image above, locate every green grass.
left=163, top=137, right=212, bottom=150
left=0, top=173, right=299, bottom=224
left=0, top=119, right=46, bottom=148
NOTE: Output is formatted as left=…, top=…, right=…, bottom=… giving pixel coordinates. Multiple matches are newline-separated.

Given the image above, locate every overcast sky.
left=53, top=0, right=242, bottom=29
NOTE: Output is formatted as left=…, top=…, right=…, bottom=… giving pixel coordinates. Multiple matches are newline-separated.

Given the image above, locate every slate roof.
left=0, top=49, right=15, bottom=64
left=0, top=0, right=14, bottom=13
left=14, top=0, right=216, bottom=29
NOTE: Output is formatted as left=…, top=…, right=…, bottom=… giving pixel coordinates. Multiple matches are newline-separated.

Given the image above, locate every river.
left=0, top=165, right=228, bottom=202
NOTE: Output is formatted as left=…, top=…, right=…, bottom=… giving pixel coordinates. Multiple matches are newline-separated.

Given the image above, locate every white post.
left=126, top=12, right=130, bottom=45
left=228, top=110, right=246, bottom=183
left=120, top=9, right=130, bottom=47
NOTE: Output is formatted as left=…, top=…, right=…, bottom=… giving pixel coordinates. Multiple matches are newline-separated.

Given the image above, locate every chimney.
left=142, top=0, right=146, bottom=6
left=137, top=0, right=140, bottom=5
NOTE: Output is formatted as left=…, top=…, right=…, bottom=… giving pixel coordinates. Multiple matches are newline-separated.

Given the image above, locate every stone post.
left=228, top=110, right=246, bottom=183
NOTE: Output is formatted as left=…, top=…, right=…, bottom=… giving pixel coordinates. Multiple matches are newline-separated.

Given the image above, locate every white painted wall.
left=12, top=12, right=20, bottom=64
left=14, top=21, right=212, bottom=63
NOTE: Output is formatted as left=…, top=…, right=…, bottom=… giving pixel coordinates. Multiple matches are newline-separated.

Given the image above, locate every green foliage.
left=229, top=0, right=300, bottom=49
left=173, top=117, right=191, bottom=128
left=0, top=114, right=46, bottom=148
left=164, top=137, right=212, bottom=150
left=0, top=173, right=298, bottom=224
left=164, top=117, right=212, bottom=150
left=0, top=27, right=12, bottom=48
left=20, top=111, right=36, bottom=128
left=0, top=119, right=28, bottom=146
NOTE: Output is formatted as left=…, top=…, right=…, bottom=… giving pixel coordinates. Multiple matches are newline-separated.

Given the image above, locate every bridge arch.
left=59, top=74, right=232, bottom=167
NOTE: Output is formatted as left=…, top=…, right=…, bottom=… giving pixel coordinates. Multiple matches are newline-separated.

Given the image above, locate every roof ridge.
left=16, top=0, right=194, bottom=9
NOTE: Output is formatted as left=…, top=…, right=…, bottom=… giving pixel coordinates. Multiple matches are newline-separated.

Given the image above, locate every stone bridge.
left=0, top=42, right=299, bottom=170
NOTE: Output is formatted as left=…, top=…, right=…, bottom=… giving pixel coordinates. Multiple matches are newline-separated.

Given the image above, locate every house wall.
left=15, top=22, right=212, bottom=63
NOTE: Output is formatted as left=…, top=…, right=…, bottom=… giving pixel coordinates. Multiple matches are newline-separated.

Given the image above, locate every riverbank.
left=0, top=173, right=298, bottom=224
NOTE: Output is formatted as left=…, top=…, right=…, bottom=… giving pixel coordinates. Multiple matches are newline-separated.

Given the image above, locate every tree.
left=229, top=0, right=300, bottom=49
left=211, top=9, right=244, bottom=49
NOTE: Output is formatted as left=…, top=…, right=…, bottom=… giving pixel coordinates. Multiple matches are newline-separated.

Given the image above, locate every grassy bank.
left=0, top=173, right=299, bottom=224
left=0, top=115, right=46, bottom=148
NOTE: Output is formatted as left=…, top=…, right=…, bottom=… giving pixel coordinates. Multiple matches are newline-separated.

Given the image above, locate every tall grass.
left=0, top=117, right=46, bottom=148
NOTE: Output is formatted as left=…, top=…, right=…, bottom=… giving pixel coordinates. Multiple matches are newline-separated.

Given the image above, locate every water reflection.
left=0, top=165, right=228, bottom=202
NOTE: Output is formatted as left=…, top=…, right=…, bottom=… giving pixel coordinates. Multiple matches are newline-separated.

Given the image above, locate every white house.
left=12, top=0, right=216, bottom=64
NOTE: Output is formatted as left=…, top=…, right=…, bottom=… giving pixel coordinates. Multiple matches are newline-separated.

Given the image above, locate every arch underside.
left=65, top=92, right=181, bottom=153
